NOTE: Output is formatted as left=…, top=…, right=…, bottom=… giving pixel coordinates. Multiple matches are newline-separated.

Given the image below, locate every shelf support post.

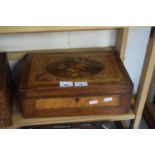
left=132, top=29, right=155, bottom=129
left=116, top=28, right=129, bottom=62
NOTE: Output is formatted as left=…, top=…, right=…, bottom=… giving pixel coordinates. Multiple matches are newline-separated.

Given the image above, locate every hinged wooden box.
left=19, top=48, right=133, bottom=118
left=0, top=53, right=12, bottom=127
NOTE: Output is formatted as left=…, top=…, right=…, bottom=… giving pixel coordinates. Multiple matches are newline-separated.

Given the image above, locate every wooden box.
left=0, top=53, right=12, bottom=127
left=19, top=48, right=133, bottom=118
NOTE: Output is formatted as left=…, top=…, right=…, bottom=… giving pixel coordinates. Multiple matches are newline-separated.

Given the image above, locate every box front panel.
left=21, top=94, right=131, bottom=118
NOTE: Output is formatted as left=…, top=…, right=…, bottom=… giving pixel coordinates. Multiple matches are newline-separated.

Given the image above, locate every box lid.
left=20, top=48, right=133, bottom=97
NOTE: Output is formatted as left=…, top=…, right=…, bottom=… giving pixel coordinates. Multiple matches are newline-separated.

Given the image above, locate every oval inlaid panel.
left=47, top=57, right=104, bottom=78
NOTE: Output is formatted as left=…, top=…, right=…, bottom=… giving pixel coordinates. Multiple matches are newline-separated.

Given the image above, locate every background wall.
left=0, top=27, right=151, bottom=93
left=124, top=27, right=151, bottom=93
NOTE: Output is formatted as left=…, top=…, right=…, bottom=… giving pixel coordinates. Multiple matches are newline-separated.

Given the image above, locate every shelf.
left=0, top=26, right=126, bottom=34
left=7, top=100, right=135, bottom=129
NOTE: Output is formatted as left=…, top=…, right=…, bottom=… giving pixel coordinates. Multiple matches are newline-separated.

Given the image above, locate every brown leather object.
left=19, top=48, right=133, bottom=118
left=0, top=53, right=12, bottom=127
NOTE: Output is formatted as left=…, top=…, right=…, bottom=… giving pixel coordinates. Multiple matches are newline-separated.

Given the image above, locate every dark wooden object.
left=0, top=53, right=12, bottom=127
left=144, top=103, right=155, bottom=128
left=19, top=48, right=133, bottom=118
